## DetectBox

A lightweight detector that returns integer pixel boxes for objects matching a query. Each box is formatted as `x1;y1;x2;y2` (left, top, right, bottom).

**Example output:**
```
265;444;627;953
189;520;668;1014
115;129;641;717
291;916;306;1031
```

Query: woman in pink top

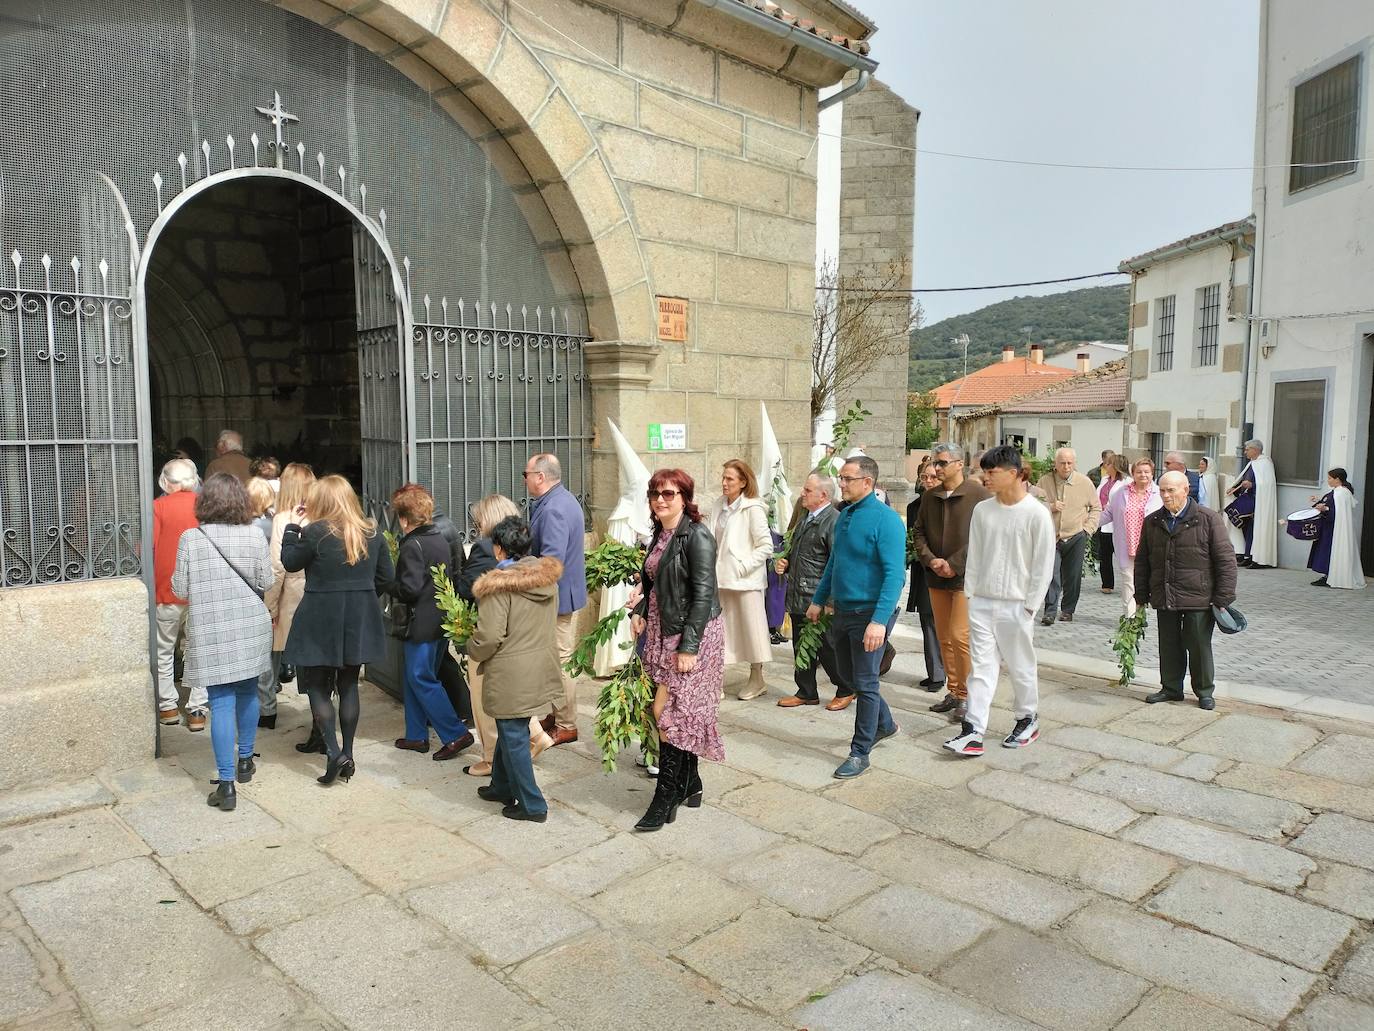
1094;455;1129;595
1099;457;1162;618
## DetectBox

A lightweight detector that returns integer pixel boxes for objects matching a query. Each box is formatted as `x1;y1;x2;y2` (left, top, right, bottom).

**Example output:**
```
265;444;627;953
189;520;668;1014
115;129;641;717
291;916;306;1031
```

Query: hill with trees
909;284;1129;392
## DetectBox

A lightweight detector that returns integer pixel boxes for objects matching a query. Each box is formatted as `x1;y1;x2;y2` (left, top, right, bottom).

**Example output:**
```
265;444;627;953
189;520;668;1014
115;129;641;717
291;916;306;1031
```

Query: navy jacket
529;483;587;615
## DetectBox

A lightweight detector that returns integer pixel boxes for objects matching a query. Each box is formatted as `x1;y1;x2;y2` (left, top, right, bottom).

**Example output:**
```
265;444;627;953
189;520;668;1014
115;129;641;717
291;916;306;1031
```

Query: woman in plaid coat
171;474;274;812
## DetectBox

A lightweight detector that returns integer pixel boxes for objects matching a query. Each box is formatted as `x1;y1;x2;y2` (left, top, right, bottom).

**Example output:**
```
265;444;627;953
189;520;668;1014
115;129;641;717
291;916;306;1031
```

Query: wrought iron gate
353;226;409;528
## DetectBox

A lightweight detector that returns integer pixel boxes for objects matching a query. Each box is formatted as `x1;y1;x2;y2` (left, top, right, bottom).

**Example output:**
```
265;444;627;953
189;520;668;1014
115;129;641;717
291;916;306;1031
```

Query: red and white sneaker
943;721;984;757
1003;715;1040;748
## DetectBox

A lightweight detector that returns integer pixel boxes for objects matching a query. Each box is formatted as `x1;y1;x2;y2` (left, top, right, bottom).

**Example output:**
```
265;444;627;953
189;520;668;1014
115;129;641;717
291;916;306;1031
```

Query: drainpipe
1236;235;1257;459
818;69;870;112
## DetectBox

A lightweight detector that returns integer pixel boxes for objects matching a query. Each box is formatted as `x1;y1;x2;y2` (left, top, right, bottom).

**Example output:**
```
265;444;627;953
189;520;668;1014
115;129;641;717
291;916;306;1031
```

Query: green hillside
909;284;1129;392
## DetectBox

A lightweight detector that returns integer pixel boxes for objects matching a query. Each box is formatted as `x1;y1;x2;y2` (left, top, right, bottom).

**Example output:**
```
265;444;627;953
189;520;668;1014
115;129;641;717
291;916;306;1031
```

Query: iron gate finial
254;90;299;168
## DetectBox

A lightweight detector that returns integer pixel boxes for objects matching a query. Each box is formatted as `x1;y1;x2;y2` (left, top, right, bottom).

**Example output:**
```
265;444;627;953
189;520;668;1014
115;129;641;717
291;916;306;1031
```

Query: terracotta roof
955;359;1128;420
1118;216;1255;272
727;0;873;55
931;357;1077;410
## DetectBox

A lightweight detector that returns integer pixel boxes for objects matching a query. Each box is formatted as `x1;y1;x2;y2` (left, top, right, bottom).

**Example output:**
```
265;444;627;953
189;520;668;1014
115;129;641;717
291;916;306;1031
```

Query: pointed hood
607;418;652;538
759;402;792;533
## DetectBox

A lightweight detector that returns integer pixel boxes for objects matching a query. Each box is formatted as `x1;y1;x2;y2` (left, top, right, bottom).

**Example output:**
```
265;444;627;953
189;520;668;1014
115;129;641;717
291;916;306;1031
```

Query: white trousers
1117;560;1137;618
965;596;1039;738
154;603;207;712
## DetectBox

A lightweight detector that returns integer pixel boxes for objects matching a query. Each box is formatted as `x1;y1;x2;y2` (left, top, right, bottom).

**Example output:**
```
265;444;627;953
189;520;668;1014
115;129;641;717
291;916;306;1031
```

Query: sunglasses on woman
647;489;680;500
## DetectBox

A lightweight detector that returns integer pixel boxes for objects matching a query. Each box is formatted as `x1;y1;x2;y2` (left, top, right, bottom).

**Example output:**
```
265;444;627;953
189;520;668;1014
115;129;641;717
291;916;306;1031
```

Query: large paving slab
1215;761;1374;822
255;893;532;1029
1175;712;1323;766
157;832;325;908
216;863;371;936
986;817;1176;901
1290;994;1374;1031
1290;732;1374;787
1144;866;1358;971
828;771;1027;848
635;803;784;865
0;928;58;1025
859;832;1090;929
0;778;114;828
1336;936;1374;1003
937;926;1150;1030
1114;988;1268;1031
967;768;1139;833
1034;688;1142;727
532;831;659;897
459;807;612;870
10;857;267;1025
724;840;886;919
827;883;997;971
1121;814;1318;889
1301;862;1374;920
1100;703;1219;745
320;818;488;892
715;779;900;855
718;730;845;789
1072;760;1310;838
674;904;871;1013
1064;901;1318;1024
114;790;283;856
793;970;1042;1031
1049;725;1188;767
1291;813;1374;870
591;859;756;949
0;807;149;888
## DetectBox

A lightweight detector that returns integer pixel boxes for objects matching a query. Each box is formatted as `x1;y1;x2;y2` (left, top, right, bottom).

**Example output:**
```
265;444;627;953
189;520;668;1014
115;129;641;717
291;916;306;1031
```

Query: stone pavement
4;653;1374;1030
1015;564;1374;707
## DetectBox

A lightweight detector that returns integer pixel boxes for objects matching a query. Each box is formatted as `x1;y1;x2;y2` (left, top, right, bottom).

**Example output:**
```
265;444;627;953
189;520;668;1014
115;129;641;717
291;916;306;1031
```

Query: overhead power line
817;271;1126;294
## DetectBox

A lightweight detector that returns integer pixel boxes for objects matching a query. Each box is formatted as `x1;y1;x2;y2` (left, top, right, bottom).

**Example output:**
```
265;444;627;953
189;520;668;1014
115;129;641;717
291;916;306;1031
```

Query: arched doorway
139;170;409;525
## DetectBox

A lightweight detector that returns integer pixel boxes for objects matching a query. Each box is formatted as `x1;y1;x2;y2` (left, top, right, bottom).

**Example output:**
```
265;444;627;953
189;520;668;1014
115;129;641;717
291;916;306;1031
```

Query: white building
1044;341;1127;371
1118;218;1254;484
1250;1;1374;571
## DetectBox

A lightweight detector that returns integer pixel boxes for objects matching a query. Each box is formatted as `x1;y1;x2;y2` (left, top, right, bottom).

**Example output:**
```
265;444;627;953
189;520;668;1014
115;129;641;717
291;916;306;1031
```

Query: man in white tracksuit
944;445;1057;756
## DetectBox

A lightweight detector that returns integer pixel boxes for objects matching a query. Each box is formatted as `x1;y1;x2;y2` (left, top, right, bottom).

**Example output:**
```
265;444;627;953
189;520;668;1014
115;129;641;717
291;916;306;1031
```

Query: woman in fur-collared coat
466;515;564;823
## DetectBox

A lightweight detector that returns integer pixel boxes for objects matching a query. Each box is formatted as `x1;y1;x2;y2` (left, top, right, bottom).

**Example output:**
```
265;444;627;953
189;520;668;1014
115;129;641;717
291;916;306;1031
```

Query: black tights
300;664;361;760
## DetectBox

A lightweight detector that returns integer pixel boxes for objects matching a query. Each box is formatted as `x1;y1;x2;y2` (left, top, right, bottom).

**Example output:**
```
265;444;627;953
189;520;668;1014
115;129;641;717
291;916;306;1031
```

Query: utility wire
817;271;1126;294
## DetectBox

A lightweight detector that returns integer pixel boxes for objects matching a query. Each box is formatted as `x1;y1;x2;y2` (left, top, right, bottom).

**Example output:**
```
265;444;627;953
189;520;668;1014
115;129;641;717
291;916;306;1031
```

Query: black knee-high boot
635;742;686;832
681;751;702;809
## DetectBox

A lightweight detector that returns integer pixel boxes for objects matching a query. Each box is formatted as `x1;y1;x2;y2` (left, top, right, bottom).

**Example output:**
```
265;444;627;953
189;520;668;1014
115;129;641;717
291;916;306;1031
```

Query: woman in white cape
1309;468;1366;590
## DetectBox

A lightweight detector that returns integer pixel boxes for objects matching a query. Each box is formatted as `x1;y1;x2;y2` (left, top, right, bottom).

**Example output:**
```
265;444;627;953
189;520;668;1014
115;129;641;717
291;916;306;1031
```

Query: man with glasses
912;443;991;723
775;471;853;710
806;456;906;779
526;453;587;746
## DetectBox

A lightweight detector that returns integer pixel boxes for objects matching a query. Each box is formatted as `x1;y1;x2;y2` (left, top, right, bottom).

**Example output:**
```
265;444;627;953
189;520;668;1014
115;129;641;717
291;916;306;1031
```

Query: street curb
890;621;1374;728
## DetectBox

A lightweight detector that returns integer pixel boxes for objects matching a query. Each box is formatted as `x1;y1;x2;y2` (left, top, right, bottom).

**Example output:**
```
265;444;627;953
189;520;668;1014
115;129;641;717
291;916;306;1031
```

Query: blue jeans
207;676;259;782
490;718;546;816
833;608;898;758
403;639;466;745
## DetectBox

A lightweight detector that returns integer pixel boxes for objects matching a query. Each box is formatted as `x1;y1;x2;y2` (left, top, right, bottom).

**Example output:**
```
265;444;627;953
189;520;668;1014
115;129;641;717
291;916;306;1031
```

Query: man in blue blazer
526;453;588;746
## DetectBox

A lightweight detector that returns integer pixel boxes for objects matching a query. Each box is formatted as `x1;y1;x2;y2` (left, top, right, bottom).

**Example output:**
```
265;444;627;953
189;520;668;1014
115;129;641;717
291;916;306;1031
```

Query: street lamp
954;333;970;379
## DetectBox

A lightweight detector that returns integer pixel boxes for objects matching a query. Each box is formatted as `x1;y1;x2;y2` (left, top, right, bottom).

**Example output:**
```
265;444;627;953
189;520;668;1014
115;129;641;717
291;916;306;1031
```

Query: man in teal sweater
807;455;907;778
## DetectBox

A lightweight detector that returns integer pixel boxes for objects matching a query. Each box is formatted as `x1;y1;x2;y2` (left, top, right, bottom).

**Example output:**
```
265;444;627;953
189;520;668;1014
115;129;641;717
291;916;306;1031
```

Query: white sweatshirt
963;494;1057;606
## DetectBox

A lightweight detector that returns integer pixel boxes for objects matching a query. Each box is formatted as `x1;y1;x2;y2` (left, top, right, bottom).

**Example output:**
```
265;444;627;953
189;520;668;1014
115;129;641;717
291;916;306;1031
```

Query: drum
1223;491;1255;528
1285;508;1322;541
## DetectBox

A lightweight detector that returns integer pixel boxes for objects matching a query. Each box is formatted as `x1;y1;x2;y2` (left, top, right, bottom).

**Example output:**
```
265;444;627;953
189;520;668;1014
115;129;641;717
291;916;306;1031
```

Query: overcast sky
837;0;1260;326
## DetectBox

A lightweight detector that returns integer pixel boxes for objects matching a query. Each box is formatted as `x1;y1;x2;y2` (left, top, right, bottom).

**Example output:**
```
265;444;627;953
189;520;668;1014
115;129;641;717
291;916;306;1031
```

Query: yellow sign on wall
657;296;688;342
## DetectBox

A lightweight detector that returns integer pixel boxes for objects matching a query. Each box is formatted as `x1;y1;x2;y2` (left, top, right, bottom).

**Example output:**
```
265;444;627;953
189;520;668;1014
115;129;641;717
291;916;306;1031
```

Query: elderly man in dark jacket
1134;471;1237;710
775;471;853;709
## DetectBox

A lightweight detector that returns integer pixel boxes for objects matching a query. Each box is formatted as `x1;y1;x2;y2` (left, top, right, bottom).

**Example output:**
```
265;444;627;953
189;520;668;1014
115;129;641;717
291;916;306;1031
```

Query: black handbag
387;598;412;640
277;660;295;684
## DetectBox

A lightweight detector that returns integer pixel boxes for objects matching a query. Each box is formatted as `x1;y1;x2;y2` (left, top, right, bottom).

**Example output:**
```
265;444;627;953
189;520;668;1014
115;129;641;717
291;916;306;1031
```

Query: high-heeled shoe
317;755;355;786
634;742;685;832
681;752;703;809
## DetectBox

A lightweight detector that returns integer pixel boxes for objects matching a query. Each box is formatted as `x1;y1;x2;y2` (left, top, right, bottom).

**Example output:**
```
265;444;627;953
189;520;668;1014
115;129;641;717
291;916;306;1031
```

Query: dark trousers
1095;530;1115;590
789;610;853;700
490;717;546;816
437;648;473;724
1043;531;1088;617
402;639;466;744
833;609;898;758
1241;520;1254;558
918;610;945;684
1156;609;1216;699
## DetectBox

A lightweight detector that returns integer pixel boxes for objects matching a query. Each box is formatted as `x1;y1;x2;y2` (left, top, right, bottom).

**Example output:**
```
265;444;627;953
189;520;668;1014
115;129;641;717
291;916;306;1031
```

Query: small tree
906;390;939;451
813;258;923;430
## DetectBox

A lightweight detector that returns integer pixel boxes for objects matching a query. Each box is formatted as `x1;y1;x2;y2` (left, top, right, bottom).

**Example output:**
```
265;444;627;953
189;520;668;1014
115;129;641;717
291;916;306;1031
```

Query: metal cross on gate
254;90;299;167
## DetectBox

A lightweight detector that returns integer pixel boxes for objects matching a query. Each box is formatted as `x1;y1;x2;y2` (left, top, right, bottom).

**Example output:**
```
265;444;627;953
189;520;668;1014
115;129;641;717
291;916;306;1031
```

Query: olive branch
1113;610;1148;686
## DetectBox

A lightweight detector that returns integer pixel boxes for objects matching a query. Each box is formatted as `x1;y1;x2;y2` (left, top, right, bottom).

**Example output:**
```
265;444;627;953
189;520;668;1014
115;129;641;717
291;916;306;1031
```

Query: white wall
1126;240;1248;471
1002;414;1124;466
1044;342;1128;370
1251;1;1374;568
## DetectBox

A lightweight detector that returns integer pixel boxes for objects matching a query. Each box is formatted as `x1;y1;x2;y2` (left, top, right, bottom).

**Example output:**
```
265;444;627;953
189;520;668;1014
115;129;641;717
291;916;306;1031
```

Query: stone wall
835;77;917;502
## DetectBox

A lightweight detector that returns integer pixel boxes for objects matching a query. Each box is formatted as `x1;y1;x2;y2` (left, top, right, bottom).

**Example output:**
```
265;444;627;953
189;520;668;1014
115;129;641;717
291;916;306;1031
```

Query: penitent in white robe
1328;485;1367;590
1246;455;1279;567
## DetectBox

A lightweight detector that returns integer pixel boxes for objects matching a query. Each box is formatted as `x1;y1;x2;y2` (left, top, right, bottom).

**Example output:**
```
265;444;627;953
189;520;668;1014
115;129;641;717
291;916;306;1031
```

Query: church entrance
145;175;405;524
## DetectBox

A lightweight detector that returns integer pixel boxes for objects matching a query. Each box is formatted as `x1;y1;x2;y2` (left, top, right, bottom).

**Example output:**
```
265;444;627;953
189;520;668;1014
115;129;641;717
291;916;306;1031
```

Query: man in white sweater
945;445;1057;757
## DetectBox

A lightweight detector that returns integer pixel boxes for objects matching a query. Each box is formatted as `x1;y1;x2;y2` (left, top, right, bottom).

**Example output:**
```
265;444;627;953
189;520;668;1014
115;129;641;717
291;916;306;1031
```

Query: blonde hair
469;493;521;537
306;475;376;565
277;463;316;514
246;477;275;518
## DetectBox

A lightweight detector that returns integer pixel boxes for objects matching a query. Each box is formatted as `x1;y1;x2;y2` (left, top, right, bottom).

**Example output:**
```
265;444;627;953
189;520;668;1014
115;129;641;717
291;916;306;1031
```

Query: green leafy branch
563;608;657;773
432;563;477;650
820;400;872;475
1113;610;1148;686
906;524;918;566
793;612;833;670
383;529;399;565
585;538;645;592
564;609;631;679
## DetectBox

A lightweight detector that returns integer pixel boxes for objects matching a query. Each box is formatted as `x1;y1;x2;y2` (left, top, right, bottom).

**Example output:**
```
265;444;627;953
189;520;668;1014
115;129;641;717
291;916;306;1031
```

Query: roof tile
930;357;1077;409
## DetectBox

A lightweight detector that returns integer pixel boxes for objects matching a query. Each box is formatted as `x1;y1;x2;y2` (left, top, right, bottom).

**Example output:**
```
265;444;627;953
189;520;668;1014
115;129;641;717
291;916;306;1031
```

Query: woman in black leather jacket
629;468;724;832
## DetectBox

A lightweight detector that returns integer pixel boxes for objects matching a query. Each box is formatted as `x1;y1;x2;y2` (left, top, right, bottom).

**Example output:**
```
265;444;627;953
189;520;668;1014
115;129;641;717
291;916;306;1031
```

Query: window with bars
1195;284;1220;366
1290;56;1362;193
1155;295;1176;372
1148;433;1166;473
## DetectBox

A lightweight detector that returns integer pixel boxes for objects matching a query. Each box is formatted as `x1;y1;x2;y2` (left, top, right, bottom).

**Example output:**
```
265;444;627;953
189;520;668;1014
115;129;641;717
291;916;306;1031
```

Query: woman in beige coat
707;459;775;700
467;516;564;823
264;463;314;736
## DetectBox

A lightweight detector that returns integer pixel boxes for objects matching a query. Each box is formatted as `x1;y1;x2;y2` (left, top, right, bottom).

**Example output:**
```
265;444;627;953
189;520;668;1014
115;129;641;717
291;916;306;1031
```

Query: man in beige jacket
1036;447;1101;625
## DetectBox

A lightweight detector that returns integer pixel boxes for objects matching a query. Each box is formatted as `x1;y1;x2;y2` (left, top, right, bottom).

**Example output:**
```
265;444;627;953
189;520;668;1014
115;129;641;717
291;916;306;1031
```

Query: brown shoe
539;714;556;737
1059;611;1074;623
394;738;430;753
186;712;206;732
158;708;181;726
825;695;855;711
549;727;579;747
433;732;475;761
778;695;819;708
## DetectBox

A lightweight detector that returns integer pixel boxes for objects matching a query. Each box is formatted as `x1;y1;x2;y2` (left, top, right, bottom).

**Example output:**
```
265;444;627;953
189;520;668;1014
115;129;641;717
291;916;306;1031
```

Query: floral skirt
642;605;725;762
